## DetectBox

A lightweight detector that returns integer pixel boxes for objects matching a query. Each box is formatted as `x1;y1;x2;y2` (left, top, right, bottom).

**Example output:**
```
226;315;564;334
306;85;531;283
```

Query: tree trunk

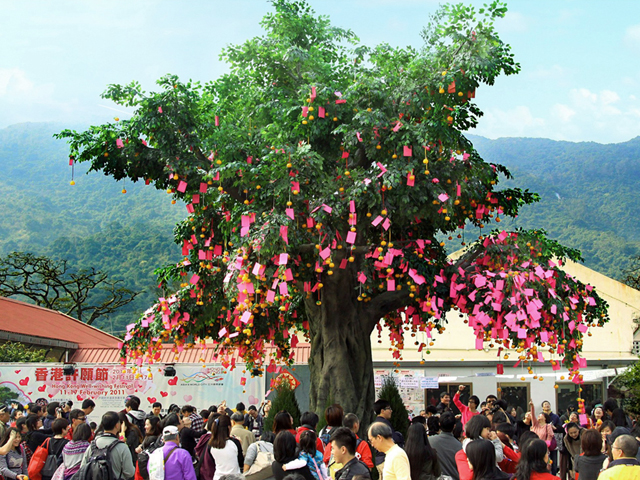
305;266;377;435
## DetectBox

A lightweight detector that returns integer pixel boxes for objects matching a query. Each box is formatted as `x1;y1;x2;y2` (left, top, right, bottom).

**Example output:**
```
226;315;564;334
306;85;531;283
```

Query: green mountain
469;135;640;278
1;123;638;335
0;122;184;335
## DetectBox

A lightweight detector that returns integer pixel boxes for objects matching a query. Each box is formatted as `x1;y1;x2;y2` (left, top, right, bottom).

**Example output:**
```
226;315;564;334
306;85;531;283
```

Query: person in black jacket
331;427;371;480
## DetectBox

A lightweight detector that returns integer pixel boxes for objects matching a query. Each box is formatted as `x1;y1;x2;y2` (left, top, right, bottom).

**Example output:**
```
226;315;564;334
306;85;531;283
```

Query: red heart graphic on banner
38;385;46;392
160;391;168;397
168;377;178;386
147;397;157;404
19;377;29;386
48;394;54;398
77;395;84;401
14;370;21;374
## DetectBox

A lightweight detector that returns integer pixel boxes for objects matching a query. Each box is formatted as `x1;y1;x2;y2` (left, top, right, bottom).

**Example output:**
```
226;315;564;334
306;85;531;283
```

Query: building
368;258;640;415
0;296;121;361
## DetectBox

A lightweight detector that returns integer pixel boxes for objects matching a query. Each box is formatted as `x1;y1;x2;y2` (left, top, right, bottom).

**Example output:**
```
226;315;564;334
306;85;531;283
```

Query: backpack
137;437;164;480
194;432;215;480
318;427;331;447
70;438;122;480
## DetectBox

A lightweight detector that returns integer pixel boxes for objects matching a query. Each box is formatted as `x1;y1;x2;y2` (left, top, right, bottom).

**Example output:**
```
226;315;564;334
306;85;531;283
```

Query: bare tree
0;252;138;325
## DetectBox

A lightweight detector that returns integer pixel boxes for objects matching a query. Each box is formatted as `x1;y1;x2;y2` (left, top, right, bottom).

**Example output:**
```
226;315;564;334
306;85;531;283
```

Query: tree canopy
56;0;609;405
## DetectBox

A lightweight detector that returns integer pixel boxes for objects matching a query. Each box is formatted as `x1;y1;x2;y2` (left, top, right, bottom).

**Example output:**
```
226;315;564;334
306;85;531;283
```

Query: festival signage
0;363;264;420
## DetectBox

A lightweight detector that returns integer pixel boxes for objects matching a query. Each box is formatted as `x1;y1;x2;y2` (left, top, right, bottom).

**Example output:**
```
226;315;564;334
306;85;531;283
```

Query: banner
0;363;264;421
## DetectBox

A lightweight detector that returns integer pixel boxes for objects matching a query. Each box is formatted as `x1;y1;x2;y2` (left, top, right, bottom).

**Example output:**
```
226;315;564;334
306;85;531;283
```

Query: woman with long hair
405;423;441;480
597;420;615;454
0;427;28;480
466;440;508;480
573;429;607;480
23;413;48;454
61;423;92;480
561;423;582;480
455;415;506;480
514;438;558;480
273;411;296;436
136;415;163;453
208;413;244;480
609;408;627;428
529;402;555;446
118;411;143;464
272;431;314;480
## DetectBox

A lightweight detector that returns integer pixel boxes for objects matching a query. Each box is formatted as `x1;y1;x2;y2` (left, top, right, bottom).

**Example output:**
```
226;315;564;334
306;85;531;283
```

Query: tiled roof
70;342;312;365
0;297;121;348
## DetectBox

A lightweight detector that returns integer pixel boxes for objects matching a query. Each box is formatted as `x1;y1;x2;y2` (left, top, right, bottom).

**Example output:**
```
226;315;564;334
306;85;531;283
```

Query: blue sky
1;0;639;143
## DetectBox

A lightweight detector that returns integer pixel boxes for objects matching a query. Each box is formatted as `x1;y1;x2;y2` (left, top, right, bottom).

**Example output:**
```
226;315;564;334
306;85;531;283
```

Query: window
633;340;640;356
556;382;604;415
498;383;530;414
425;383;472;416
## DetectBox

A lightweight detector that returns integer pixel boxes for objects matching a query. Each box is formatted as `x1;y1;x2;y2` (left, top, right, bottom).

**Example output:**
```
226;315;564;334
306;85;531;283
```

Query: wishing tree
57;0;609;424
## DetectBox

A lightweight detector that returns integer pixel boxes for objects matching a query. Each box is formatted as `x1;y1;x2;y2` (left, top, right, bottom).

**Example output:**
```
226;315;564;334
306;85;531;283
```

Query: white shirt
210;439;241;480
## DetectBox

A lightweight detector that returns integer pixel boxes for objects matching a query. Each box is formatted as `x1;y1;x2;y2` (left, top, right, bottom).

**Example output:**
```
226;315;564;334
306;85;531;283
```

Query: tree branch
363;289;411;331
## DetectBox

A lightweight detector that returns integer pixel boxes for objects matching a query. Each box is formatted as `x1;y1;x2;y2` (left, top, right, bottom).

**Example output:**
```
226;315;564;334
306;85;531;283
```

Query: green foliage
0;386;20;404
264;381;301;432
54;0;537;370
0;122;182;335
467;134;640;280
0;341;50;363
615;359;640;415
376;376;410;438
48;1;612;393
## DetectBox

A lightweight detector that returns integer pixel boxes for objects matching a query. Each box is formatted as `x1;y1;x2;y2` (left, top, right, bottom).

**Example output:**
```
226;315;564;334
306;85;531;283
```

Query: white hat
162;425;179;437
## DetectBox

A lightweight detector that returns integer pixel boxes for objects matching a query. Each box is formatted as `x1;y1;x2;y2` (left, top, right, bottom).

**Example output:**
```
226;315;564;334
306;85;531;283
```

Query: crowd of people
0;389;638;480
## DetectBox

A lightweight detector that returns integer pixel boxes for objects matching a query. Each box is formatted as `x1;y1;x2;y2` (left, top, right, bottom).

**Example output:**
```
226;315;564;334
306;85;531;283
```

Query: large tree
0;251;138;326
56;1;609;426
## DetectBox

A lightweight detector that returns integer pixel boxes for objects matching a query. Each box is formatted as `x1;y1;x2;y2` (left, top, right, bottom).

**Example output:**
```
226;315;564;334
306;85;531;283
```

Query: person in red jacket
514;438;559;480
323;413;373;469
495;423;520;475
453;385;480;428
296;412;324;453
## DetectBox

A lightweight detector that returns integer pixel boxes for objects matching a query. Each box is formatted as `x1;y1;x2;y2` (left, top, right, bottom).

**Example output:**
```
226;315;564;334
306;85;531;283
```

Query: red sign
274;369;300;390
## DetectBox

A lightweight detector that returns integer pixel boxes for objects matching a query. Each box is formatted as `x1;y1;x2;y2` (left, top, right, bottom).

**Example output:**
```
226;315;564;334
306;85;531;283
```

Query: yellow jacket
597;458;640;480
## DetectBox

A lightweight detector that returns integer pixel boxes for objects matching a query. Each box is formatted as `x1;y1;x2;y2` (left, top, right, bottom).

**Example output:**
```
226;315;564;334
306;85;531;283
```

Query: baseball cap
163;425;179;437
0;405;8;414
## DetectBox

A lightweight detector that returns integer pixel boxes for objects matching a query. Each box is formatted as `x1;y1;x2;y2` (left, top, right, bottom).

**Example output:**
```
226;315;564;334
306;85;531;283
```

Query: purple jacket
162;442;197;480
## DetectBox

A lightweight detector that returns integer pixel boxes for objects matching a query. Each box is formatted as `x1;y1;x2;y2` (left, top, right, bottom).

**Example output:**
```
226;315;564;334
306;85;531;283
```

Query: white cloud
473;87;640;143
473;105;545;139
0;68;76;127
0;68;35;97
551;104;576;123
624;24;640;50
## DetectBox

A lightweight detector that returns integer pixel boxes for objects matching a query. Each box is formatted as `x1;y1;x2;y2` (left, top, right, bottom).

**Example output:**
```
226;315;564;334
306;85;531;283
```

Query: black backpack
70;439;122;480
137;436;164;480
